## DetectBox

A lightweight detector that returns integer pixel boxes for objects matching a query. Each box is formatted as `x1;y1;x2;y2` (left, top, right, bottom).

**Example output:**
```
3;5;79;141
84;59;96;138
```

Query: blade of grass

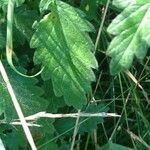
6;0;44;78
70;109;81;150
0;60;37;150
126;129;150;150
94;0;110;54
109;90;130;141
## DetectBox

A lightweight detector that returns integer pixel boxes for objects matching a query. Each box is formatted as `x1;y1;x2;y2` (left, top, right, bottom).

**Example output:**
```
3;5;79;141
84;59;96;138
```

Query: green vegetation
0;0;149;149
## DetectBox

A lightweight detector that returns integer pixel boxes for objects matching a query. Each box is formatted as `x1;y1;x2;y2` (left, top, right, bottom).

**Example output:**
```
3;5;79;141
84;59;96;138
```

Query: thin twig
76;134;81;150
70;110;81;150
94;0;110;54
14;111;120;121
109;92;131;141
125;70;149;103
93;71;103;96
93;129;98;150
10;112;120;131
10;122;41;127
0;60;37;150
84;134;90;150
126;129;150;150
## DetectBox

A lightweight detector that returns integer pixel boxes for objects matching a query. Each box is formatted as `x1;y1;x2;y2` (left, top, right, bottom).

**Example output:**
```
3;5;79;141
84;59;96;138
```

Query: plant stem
94;0;110;54
84;134;90;150
70;110;81;150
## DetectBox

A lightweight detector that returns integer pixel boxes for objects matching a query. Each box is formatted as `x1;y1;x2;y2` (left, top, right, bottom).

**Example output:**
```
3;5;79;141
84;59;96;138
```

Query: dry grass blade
125;70;149;103
0;60;37;150
70;110;81;150
126;129;150;150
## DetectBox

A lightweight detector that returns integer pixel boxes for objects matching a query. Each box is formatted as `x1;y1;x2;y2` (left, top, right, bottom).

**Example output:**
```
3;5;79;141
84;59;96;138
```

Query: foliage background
0;0;150;149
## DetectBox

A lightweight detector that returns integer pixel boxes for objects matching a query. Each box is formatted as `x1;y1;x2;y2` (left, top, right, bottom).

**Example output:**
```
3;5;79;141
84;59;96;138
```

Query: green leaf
112;0;136;9
43;80;66;113
36;135;58;150
0;30;5;50
1;125;28;150
14;5;38;41
30;0;98;108
0;63;48;121
0;22;26;50
30;118;55;149
2;132;20;150
39;0;52;12
15;0;25;6
80;0;97;20
0;19;25;50
101;142;133;150
107;1;150;75
32;118;55;137
137;0;150;5
0;0;8;8
79;103;109;133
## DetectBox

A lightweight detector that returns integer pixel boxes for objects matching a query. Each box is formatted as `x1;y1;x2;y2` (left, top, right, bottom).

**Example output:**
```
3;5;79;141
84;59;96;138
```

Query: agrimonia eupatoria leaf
107;1;150;75
0;63;48;121
43;80;66;113
112;0;136;9
0;31;5;50
101;142;133;150
30;0;98;109
14;6;38;42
